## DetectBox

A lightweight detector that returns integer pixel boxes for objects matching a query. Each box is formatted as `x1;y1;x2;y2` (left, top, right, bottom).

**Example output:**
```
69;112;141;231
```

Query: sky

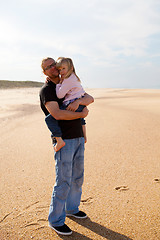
0;0;160;88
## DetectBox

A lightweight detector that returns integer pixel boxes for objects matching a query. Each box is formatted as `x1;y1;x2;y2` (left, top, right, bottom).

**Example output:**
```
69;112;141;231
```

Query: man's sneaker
49;223;72;235
66;211;87;219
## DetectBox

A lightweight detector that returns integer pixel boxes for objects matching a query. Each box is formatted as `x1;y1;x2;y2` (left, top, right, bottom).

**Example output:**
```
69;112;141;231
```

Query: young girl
45;57;87;152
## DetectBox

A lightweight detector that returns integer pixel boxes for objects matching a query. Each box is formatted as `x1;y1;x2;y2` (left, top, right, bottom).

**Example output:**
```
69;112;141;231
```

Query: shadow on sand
57;217;133;240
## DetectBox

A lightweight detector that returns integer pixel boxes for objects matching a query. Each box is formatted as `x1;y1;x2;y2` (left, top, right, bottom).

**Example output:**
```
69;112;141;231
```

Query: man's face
43;59;59;78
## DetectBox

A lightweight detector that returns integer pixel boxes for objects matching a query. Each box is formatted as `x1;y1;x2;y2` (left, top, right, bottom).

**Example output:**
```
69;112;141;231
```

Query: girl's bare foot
54;138;66;152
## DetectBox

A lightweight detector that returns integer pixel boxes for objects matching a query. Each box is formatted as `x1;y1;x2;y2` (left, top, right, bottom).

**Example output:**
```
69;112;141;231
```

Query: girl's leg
82;125;87;143
45;114;65;151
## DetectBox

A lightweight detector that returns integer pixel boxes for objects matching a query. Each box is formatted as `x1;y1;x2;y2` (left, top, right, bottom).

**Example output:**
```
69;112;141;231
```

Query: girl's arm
66;93;94;111
56;78;73;99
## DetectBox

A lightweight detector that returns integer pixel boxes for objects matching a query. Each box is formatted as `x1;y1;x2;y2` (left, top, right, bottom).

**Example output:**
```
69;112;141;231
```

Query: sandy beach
0;87;160;240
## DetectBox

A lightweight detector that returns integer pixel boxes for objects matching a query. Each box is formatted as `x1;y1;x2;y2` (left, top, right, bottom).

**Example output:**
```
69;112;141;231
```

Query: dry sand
0;88;160;240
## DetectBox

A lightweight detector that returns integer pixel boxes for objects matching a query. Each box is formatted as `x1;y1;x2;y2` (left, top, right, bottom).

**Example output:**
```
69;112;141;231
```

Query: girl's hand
66;99;80;111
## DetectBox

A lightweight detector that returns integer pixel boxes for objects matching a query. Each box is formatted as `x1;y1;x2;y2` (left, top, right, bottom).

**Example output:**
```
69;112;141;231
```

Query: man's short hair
41;57;55;71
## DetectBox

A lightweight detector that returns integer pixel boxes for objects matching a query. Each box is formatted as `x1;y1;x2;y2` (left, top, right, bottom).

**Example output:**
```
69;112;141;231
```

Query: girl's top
56;73;85;104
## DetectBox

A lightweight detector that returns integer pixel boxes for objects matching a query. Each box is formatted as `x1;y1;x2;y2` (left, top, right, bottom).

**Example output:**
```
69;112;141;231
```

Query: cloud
0;0;160;87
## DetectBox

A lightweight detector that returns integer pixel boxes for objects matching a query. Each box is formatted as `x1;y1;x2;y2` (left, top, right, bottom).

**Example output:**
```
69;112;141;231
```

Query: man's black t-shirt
39;81;84;139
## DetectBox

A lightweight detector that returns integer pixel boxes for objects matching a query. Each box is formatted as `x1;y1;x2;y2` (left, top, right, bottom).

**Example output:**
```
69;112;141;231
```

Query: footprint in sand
81;197;93;204
115;186;129;191
154;178;160;183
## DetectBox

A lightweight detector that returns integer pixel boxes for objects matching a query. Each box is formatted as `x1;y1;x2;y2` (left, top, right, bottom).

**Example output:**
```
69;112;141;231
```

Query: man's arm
78;93;94;105
45;101;88;120
66;93;94;111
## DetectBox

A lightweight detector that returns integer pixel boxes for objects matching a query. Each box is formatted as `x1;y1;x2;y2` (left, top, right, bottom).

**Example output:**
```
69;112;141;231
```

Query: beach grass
0;80;43;89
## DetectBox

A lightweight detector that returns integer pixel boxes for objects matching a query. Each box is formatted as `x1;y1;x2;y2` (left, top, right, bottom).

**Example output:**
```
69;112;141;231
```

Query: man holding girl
39;57;94;235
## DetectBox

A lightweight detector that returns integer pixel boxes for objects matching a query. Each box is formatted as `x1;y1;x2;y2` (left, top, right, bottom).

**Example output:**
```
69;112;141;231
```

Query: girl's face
59;63;69;79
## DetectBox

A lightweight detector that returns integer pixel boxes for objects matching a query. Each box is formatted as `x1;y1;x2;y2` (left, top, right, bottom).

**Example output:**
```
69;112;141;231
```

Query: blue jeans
48;137;85;227
45;105;85;137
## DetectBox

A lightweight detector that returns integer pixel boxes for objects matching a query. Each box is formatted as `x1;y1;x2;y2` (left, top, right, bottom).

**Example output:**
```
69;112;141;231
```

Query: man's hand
59;77;64;84
66;99;81;111
81;107;89;118
45;77;51;83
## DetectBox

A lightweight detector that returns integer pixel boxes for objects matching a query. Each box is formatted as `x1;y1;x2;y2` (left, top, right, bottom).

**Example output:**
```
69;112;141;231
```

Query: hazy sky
0;0;160;88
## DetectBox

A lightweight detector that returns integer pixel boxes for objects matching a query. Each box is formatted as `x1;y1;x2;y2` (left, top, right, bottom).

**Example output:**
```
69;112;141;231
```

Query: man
39;57;94;235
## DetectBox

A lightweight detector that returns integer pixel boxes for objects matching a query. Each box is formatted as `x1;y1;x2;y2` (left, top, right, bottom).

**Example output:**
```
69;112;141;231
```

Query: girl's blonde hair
56;57;80;82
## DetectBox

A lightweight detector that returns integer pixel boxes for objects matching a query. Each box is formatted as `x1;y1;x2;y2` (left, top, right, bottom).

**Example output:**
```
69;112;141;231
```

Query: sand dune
0;88;160;240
